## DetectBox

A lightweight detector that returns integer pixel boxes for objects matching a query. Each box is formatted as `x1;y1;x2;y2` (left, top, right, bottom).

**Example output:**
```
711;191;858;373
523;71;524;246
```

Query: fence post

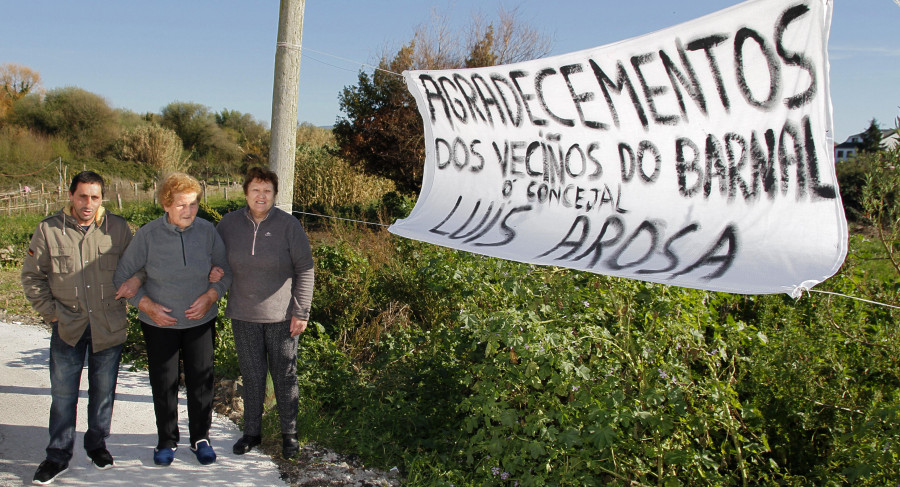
117;193;122;210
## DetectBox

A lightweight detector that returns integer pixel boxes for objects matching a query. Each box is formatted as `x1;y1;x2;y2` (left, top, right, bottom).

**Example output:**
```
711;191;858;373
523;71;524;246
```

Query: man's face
69;182;103;225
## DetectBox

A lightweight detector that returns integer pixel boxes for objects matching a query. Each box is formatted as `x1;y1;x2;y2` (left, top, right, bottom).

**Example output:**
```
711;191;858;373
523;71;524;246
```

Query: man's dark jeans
46;323;122;464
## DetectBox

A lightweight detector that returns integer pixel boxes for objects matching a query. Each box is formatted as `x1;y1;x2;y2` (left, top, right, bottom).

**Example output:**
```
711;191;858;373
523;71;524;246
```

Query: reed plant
293;144;396;209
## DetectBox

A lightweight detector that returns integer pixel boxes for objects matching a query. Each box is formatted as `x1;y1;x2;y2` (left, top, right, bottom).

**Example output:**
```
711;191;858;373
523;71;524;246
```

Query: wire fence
1;180;241;217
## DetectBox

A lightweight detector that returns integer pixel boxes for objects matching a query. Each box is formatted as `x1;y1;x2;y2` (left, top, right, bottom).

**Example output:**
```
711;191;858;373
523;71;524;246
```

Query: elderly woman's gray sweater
114;214;232;329
216;206;314;323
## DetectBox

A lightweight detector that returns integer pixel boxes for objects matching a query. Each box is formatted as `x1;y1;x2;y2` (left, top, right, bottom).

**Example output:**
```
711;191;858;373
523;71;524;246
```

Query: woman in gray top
216;167;314;459
114;172;232;467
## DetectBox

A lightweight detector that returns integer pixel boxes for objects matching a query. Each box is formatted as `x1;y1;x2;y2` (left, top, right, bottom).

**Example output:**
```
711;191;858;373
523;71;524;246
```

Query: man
21;171;138;485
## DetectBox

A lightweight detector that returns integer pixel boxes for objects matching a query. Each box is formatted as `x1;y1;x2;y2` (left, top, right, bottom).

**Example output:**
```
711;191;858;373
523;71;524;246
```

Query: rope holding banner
806;289;900;310
292;210;389;228
291;211;897;312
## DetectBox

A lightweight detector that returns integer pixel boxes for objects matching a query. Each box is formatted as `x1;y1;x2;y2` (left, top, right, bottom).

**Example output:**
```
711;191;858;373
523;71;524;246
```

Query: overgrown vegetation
1;145;898;485
289;147;900;486
288;227;899;485
293;128;396;209
0;62;271;187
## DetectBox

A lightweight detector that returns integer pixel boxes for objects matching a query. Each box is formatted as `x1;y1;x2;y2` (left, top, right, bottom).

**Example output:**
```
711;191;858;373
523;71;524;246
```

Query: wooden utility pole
270;0;305;212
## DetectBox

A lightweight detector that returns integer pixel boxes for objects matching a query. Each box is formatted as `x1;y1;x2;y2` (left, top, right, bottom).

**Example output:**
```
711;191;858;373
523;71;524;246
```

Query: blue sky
1;0;897;142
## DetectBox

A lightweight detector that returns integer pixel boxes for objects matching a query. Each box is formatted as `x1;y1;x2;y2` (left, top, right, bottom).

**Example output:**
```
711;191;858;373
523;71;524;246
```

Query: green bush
310;242;376;339
0;212;43;265
293;144;396;209
295;228;900;485
7;176;897;485
836;155;875;222
118;201;163;228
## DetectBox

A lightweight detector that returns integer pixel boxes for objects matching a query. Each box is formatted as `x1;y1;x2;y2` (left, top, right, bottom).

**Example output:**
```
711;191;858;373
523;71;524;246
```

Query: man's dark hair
69;171;106;196
242;166;279;195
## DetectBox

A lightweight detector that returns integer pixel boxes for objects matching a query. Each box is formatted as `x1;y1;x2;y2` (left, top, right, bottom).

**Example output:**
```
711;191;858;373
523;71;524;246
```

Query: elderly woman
114;172;231;467
216;167;314;459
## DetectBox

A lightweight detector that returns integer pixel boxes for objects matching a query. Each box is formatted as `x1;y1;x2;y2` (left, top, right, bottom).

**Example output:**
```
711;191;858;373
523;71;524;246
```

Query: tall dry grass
0;126;70;184
293;125;396;208
116;123;189;174
294;148;395;208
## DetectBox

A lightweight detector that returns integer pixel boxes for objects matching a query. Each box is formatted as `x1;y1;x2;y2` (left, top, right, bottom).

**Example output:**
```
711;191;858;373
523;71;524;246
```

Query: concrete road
0;320;286;486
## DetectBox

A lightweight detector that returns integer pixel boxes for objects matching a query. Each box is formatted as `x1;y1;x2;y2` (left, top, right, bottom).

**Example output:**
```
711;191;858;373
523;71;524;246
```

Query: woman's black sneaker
232;435;262;455
282;434;300;459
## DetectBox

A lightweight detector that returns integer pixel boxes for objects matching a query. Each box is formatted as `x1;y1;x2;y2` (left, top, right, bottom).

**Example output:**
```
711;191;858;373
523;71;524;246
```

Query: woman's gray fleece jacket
114;214;232;329
215;206;314;323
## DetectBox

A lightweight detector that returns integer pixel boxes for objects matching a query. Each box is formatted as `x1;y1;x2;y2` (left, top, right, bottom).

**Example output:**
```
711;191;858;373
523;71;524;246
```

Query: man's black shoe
87;448;114;470
282;434;300;459
32;460;68;485
233;435;262;455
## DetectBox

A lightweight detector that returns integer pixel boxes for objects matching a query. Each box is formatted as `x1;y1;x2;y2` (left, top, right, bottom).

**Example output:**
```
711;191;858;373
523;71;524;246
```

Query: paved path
0;320;287;486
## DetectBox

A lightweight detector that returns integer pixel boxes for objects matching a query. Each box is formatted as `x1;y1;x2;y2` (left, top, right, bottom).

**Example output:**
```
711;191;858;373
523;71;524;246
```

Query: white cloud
829;46;900;60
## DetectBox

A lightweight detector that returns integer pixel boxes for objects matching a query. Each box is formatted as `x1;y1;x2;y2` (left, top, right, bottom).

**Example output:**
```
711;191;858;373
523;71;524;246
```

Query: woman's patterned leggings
231;319;300;436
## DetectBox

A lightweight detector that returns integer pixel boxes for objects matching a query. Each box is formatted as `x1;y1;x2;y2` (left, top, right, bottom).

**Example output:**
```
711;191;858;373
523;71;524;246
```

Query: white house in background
834;128;900;162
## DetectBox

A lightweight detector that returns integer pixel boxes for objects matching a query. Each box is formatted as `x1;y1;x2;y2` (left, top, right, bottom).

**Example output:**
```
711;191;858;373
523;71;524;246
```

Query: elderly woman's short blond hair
157;172;202;207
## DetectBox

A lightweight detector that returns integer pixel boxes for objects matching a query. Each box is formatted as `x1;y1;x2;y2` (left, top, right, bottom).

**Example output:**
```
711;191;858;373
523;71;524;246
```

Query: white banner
389;0;846;296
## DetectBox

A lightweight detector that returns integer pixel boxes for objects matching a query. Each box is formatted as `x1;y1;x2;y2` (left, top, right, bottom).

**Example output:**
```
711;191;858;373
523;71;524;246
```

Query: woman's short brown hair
158;172;202;207
242;166;278;195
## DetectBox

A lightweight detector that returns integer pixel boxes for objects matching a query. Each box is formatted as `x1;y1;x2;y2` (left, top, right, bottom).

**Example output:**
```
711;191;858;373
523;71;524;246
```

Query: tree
465;6;551;67
160;102;218;153
334;44;424;193
11;86;119;158
0;63;42;122
215;109;270;168
117;123;187;174
47;87;119;158
334;7;550;194
859;118;883;154
160;101;242;177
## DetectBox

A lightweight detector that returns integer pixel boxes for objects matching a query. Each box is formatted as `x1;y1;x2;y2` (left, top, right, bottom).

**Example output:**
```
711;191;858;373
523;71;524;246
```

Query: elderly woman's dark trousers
141;319;215;449
231;319;299;437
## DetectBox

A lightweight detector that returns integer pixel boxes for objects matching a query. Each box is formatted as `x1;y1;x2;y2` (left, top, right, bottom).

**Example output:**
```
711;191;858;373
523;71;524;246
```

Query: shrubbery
297;236;899;485
286;147;900;485
104;180;900;485
4;144;897;485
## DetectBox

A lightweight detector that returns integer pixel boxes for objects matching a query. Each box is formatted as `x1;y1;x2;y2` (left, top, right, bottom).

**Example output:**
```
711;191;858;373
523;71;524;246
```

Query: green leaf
500;409;519;427
590;426;618;449
559;428;581;447
575;365;591;380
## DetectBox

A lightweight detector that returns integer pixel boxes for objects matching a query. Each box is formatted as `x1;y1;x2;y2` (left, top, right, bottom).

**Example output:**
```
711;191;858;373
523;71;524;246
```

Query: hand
290;316;308;337
114;275;141;300
138;296;176;327
208;266;224;283
185;289;218;320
